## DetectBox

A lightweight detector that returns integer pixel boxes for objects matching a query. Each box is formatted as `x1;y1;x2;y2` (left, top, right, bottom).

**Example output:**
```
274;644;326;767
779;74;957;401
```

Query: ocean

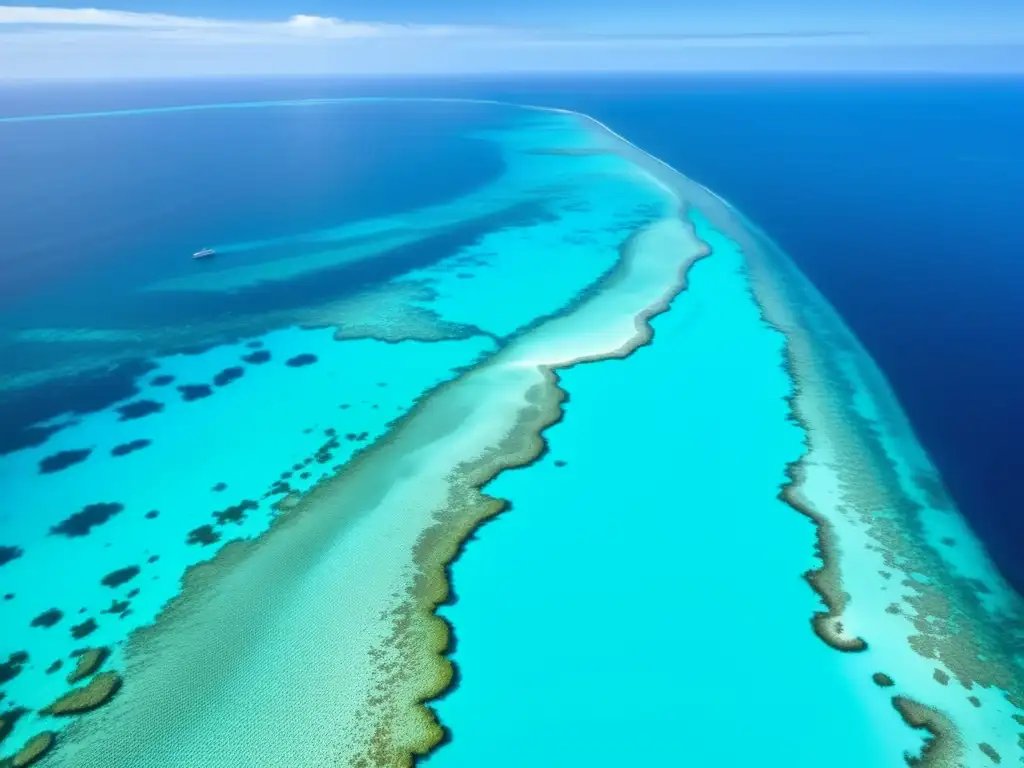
0;77;1020;767
5;74;1019;592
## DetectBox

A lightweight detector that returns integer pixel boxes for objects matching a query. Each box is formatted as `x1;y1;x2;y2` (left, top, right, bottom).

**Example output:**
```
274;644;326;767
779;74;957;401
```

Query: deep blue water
1;75;1021;593
0;99;506;313
0;98;528;453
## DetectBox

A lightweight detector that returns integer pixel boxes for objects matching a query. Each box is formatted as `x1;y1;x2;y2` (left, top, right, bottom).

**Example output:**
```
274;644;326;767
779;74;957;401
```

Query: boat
192;247;215;260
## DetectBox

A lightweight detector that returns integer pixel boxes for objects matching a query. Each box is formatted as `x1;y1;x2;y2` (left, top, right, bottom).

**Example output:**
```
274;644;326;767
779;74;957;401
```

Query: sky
1;1;1023;78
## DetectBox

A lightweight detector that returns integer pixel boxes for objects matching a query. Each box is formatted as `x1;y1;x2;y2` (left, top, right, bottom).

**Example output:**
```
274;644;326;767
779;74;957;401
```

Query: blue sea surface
6;75;1018;590
517;77;1024;593
0;100;503;308
0;94;699;763
0;79;1020;767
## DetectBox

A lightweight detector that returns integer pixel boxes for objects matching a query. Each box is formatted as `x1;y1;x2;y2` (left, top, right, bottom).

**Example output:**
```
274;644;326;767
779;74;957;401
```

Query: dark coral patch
110;439;151;457
186;525;220;546
30;609;63;629
100;566;140;588
872;672;895;688
101;600;129;617
553;460;567;467
144;510;160;520
116;400;163;421
67;647;110;684
212;482;227;492
6;731;56;767
39;448;92;474
313;437;340;464
42;671;121;716
267;481;292;497
3;593;13;601
150;374;175;387
213;367;244;387
213;499;257;526
0;357;156;457
45;660;63;675
70;619;98;639
178;384;212;402
242;350;271;365
285;353;317;368
979;743;1001;763
245;340;263;349
0;652;28;684
50;502;124;538
0;707;28;744
147;555;159;564
0;546;22;567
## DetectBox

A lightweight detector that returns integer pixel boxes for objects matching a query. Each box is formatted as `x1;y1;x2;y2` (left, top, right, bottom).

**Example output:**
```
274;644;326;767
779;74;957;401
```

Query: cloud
0;4;1021;78
0;6;209;27
0;5;479;41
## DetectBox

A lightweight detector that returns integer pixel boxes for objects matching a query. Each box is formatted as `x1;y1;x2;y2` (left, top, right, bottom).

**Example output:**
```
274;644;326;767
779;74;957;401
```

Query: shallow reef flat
0;100;686;764
23;215;703;768
739;233;1024;765
624;162;1024;761
0;99;1020;767
0;326;494;757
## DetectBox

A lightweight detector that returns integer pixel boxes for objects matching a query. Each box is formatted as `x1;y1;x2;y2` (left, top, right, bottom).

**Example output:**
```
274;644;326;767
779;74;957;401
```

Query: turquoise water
0;99;678;763
428;220;913;767
0;328;492;726
0;97;1020;767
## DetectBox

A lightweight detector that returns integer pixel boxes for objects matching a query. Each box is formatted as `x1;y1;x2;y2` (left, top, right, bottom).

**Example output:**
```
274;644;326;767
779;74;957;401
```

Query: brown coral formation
892;695;964;767
782;471;867;653
3;731;56;768
978;743;1001;764
872;672;895;688
66;648;110;685
41;672;121;716
706;177;1024;763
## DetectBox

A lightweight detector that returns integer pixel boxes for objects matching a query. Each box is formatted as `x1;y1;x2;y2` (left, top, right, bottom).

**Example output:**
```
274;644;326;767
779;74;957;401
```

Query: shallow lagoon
0;98;1020;767
429;221;914;766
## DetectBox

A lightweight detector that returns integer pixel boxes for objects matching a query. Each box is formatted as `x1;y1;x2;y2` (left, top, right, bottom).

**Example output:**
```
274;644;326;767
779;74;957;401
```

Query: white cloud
0;6;208;26
0;5;478;41
0;4;1021;78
